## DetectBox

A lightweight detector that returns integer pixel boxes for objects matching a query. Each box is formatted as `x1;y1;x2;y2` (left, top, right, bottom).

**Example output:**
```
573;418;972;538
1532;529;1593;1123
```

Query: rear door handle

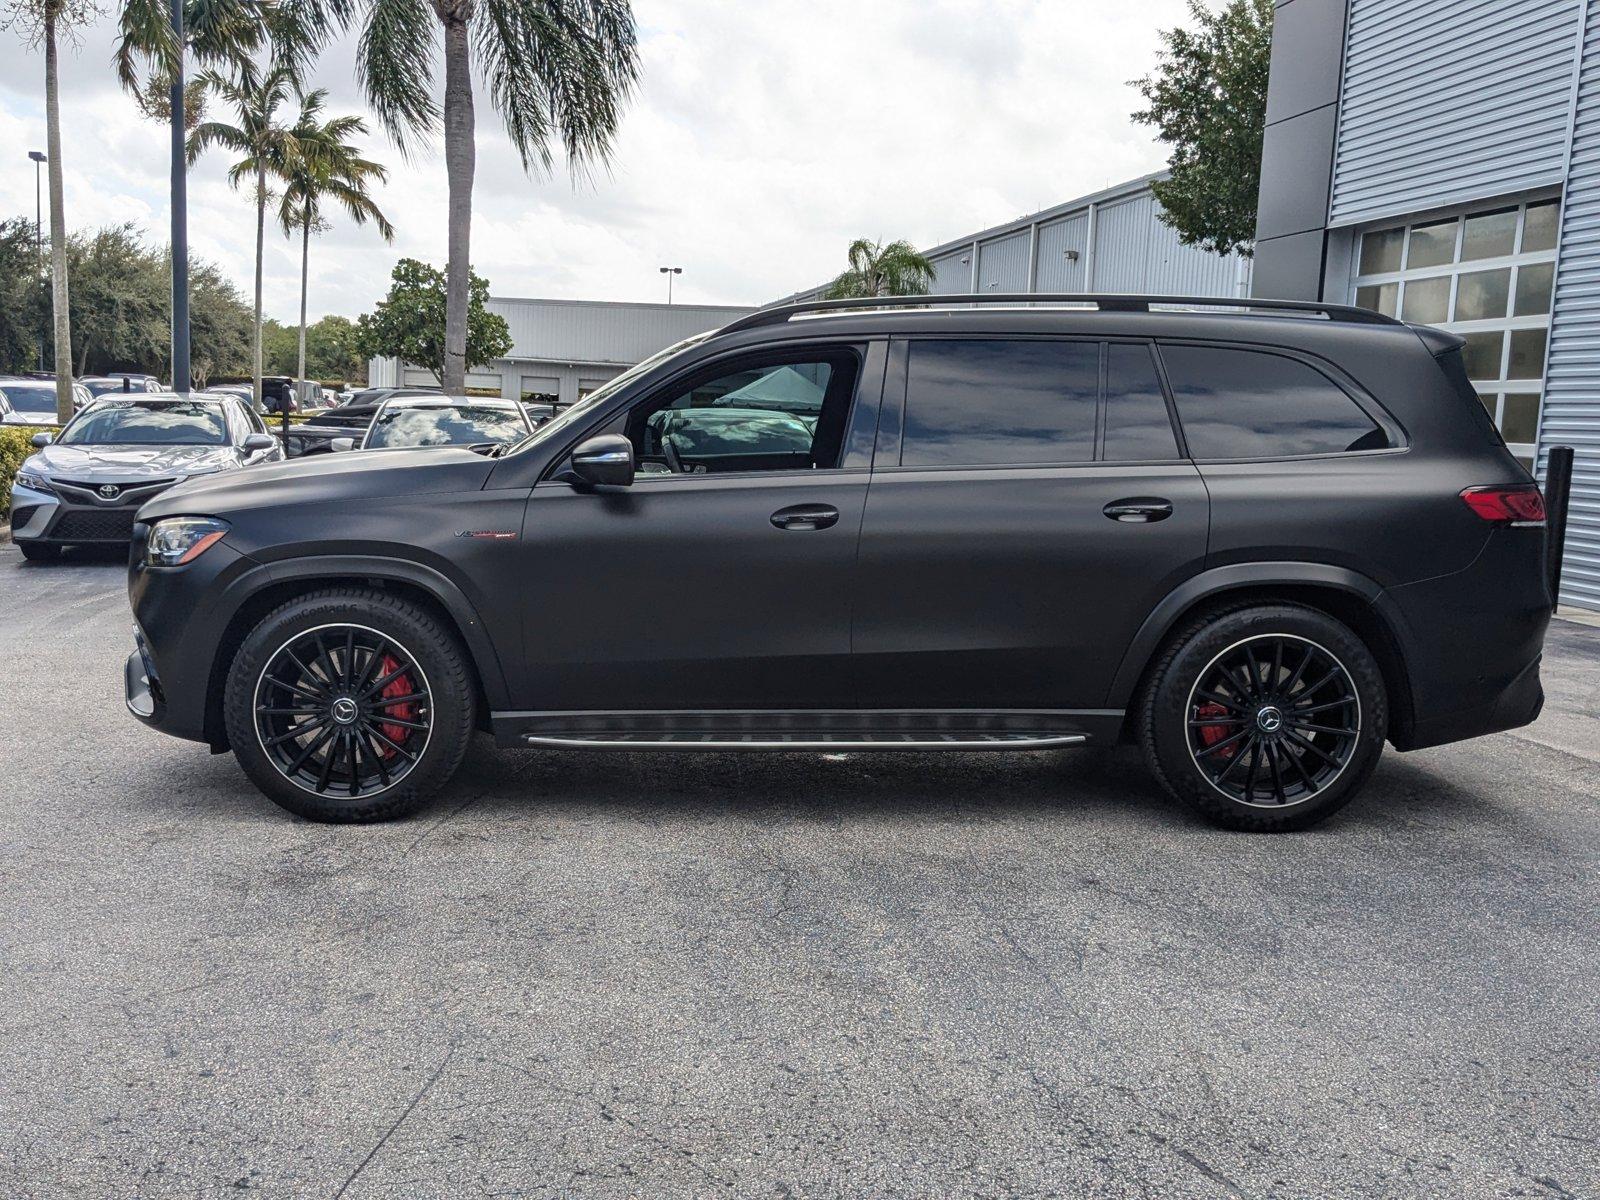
771;503;840;531
1103;497;1174;523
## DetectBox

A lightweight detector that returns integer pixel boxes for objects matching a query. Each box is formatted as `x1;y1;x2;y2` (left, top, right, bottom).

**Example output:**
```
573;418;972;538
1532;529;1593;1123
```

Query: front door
513;344;879;713
852;337;1210;710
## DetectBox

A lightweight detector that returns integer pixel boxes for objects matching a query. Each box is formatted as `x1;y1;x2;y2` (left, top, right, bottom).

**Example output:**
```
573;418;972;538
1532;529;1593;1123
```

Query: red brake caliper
377;654;416;757
1194;701;1239;758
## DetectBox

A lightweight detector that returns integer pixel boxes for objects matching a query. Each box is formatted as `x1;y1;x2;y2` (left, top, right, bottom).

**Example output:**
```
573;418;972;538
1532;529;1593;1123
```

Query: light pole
659;265;682;305
28;151;45;372
168;0;190;393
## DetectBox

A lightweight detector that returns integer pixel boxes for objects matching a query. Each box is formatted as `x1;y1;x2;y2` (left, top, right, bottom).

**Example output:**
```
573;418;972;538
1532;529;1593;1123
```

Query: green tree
64;223;168;374
1131;0;1273;257
348;0;638;391
277;89;392;382
0;219;43;374
184;253;254;386
301;314;366;383
355;258;510;387
825;238;937;299
4;0;101;421
187;58;300;406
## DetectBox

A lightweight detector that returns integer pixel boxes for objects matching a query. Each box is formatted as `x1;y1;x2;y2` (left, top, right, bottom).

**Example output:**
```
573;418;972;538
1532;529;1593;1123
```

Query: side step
520;731;1087;751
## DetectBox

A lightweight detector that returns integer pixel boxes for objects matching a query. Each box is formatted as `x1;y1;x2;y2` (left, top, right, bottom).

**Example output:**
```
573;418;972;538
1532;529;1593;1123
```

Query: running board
519;731;1088;751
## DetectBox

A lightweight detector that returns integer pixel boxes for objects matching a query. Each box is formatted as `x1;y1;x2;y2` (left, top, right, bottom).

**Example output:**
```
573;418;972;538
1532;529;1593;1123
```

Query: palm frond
356;0;440;156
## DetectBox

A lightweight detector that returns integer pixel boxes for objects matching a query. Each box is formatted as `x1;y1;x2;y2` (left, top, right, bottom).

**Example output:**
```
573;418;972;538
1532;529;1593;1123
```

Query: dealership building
1252;0;1599;611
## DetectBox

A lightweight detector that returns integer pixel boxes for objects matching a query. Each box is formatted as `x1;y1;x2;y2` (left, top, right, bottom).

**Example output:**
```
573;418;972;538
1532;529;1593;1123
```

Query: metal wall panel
1034;214;1088;291
1091;195;1156;292
976;230;1030;292
489;298;756;365
929;250;972;294
1330;0;1581;227
1538;0;1600;612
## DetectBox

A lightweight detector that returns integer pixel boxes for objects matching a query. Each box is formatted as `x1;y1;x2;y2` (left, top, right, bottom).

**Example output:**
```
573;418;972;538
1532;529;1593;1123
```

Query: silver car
10;394;283;562
0;377;92;424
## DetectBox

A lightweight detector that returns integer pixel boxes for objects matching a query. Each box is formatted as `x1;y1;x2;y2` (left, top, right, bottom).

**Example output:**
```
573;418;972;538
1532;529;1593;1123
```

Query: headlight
15;469;52;493
147;516;230;566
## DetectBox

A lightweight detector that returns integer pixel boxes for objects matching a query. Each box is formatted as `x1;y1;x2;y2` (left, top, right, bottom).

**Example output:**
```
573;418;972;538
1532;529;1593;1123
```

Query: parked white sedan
0;378;91;425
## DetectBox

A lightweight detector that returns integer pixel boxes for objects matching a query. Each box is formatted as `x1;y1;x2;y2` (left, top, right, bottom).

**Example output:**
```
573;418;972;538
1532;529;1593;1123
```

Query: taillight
1459;484;1546;526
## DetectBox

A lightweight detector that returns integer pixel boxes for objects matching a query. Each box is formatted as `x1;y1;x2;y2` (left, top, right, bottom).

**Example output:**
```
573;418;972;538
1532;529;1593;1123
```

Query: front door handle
1103;497;1174;523
771;503;840;531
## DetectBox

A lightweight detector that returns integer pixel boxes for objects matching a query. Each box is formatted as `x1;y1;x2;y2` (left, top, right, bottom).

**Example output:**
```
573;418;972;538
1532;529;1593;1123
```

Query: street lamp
659;265;682;305
28;151;45;372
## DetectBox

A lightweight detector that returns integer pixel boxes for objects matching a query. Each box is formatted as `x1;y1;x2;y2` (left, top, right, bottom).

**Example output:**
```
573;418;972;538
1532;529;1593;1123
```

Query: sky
0;0;1192;324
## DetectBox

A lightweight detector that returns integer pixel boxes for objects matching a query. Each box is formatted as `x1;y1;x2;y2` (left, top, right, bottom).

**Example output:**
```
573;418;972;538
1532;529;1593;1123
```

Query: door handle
771;503;840;531
1103;497;1174;523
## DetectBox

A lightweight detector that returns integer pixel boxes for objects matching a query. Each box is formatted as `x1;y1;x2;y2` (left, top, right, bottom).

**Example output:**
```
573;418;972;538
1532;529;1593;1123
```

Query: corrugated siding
489;299;754;364
1330;0;1581;228
1539;1;1600;612
929;250;971;294
976;231;1030;291
1092;195;1156;292
1145;213;1247;296
1035;214;1088;291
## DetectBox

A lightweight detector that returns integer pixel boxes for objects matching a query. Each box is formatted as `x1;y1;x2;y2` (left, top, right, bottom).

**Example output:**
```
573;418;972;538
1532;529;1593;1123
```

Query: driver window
627;351;858;476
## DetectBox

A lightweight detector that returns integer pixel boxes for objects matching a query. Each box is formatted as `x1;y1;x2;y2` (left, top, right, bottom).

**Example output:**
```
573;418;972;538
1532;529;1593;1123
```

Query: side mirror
330;437;356;453
242;432;276;452
30;432;53;448
569;434;635;488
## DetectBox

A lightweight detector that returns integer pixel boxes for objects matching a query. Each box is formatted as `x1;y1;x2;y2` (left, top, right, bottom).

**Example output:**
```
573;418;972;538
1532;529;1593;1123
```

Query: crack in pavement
332;1042;457;1199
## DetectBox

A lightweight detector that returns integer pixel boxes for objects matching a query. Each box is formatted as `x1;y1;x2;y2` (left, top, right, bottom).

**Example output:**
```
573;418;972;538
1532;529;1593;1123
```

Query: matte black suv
124;294;1551;831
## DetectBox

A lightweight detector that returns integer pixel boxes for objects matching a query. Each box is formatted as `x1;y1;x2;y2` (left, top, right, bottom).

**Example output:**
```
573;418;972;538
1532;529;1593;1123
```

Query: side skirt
490;708;1126;750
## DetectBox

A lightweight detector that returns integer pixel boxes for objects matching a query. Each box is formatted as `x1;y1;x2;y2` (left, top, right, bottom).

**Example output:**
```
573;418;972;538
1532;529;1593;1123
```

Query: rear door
851;337;1210;710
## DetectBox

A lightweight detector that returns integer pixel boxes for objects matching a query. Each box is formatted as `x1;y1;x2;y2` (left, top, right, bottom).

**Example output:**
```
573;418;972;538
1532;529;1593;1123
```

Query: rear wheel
1139;604;1388;831
17;541;59;562
223;588;476;822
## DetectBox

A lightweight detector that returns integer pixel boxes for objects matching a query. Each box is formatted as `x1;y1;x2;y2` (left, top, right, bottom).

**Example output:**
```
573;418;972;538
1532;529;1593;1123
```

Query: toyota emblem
98;484;120;500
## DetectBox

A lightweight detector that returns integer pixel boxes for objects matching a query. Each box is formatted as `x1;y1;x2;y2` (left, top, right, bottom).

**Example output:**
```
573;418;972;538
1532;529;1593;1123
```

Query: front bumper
125;627;162;723
11;477;181;545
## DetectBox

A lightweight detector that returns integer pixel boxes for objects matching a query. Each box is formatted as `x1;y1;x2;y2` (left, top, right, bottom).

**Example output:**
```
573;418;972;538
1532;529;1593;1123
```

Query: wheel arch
1109;563;1416;747
201;557;510;751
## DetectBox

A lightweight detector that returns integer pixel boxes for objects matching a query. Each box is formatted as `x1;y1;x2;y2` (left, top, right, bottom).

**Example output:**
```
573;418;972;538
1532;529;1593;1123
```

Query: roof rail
716;292;1403;336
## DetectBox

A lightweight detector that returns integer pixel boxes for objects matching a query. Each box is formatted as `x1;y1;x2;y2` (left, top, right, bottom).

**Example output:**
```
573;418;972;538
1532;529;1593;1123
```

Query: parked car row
1;376;92;424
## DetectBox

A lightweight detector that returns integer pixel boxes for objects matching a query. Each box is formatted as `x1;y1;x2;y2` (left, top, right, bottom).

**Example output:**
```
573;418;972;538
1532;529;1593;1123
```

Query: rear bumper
1384;529;1550;751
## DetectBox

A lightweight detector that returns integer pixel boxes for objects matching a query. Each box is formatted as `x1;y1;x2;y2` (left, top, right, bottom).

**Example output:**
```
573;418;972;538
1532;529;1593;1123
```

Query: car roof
380;395;517;409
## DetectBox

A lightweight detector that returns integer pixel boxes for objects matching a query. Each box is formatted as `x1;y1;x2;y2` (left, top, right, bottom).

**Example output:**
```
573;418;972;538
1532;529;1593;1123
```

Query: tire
1138;603;1388;832
17;540;59;562
223;587;477;822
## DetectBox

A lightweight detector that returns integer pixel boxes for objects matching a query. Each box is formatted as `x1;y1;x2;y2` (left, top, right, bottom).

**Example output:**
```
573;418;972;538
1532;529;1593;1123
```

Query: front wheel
1138;604;1388;832
223;588;477;822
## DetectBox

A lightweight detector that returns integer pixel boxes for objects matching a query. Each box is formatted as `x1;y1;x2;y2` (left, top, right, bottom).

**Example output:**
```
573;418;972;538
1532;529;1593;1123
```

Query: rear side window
1160;345;1389;459
902;339;1098;466
1104;343;1180;460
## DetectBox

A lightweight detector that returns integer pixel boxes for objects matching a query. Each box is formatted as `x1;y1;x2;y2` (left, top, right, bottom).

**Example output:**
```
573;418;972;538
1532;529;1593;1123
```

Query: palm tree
6;0;97;422
187;59;298;407
276;91;393;382
348;0;639;391
825;239;938;300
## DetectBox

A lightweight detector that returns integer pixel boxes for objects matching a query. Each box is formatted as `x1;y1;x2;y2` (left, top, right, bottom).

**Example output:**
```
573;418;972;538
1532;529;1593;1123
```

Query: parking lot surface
2;544;1598;1199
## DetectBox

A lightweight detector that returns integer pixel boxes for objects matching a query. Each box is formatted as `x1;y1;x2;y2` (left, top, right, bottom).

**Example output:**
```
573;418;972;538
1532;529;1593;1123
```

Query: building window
1351;195;1559;468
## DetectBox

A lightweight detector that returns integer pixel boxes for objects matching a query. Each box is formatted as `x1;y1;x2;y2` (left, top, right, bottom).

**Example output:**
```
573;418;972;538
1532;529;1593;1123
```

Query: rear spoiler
1408;323;1466;356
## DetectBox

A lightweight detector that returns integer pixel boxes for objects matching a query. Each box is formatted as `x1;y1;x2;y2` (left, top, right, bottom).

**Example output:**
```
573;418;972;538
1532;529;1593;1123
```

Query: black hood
138;446;497;522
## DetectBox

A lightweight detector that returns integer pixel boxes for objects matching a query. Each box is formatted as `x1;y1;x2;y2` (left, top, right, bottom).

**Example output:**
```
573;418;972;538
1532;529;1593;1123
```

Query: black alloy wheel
1184;634;1361;808
253;623;434;799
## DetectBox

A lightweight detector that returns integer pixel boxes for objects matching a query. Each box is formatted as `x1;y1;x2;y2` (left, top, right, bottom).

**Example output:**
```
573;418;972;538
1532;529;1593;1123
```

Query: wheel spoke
1195;689;1249;713
1241;740;1262;801
1270;639;1285;691
374;715;429;731
373;691;428;708
1265;742;1287;804
1283;729;1344;770
1294;698;1354;717
364;723;418;762
1282;645;1316;695
342;628;357;689
1295;666;1343;701
315;729;341;793
257;705;318;717
266;674;324;703
361;664;412;700
1195;726;1251;759
264;716;327;747
354;639;389;692
1223;664;1258;702
1243;644;1264;696
286;725;337;775
1286;720;1358;737
1188;717;1241;727
357;729;390;787
1216;736;1257;782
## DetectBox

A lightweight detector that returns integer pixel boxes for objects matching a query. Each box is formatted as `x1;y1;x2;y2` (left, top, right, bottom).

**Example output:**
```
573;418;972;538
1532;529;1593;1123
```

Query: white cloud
0;0;1190;322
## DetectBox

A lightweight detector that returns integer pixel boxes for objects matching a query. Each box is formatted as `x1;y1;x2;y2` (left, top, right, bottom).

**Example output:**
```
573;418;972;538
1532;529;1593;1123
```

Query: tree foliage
0;219;43;374
263;314;367;383
1131;0;1273;257
825;239;937;299
354;258;511;385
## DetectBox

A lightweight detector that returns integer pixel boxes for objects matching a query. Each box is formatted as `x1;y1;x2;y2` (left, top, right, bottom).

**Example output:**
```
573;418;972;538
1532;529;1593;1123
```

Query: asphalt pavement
1;543;1597;1199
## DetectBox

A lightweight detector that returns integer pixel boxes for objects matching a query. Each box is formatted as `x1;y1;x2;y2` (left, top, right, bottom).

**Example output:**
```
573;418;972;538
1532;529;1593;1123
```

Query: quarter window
1159;345;1387;460
902;339;1098;466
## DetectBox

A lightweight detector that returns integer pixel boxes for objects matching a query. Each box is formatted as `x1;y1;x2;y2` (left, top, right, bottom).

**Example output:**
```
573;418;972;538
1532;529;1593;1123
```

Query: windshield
0;384;56;410
365;404;527;449
501;330;718;456
82;379;137;397
59;401;228;445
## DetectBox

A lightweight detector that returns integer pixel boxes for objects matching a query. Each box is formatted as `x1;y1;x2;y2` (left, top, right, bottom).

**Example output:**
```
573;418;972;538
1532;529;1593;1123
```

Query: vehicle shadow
11;544;127;568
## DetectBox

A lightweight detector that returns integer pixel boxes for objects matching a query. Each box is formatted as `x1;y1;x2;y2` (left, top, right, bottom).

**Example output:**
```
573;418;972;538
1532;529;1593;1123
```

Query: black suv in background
124;294;1550;831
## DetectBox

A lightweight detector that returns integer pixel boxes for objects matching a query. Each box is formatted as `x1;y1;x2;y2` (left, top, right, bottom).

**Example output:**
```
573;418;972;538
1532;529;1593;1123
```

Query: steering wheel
662;432;687;475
